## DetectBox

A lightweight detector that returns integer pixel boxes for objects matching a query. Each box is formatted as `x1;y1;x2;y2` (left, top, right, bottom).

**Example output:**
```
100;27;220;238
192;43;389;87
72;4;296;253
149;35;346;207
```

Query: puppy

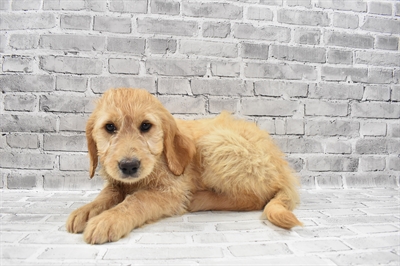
66;88;302;244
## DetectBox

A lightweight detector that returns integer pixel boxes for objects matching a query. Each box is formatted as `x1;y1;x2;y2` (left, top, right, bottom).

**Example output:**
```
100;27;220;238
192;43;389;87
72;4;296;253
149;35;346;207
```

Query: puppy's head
86;88;195;183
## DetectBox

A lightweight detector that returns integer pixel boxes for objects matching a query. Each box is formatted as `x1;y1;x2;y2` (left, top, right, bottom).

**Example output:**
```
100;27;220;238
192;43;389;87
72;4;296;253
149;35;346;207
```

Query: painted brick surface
0;0;399;190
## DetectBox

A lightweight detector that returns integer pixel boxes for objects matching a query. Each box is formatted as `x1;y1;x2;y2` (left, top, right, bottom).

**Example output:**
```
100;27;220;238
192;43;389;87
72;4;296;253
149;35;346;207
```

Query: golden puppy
66;88;302;244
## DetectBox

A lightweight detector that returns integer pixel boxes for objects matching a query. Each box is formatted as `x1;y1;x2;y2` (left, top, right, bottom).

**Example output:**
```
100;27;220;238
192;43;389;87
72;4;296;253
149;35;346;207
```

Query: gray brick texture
0;0;399;190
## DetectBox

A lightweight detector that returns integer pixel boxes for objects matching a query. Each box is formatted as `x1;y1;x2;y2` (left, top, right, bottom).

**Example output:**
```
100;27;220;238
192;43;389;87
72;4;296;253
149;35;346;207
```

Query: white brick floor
1;189;399;265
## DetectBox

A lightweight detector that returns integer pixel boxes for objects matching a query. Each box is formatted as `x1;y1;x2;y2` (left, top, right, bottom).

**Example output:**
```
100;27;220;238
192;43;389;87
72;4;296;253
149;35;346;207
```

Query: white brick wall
0;0;399;190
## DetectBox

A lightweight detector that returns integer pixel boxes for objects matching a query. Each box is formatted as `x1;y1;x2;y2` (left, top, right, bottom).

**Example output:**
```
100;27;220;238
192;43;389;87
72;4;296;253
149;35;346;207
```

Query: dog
66;88;302;244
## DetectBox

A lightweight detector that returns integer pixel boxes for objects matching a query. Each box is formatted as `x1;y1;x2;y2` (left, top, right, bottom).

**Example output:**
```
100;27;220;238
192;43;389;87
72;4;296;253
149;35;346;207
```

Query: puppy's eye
105;123;117;133
140;122;152;133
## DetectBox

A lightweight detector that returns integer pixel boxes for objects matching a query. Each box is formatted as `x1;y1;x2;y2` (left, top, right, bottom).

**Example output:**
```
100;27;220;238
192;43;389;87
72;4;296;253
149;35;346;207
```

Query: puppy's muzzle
118;158;141;177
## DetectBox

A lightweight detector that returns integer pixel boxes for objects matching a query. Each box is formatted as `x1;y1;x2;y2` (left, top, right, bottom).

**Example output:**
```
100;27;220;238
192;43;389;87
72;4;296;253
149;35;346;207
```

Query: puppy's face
86;88;195;184
88;89;164;183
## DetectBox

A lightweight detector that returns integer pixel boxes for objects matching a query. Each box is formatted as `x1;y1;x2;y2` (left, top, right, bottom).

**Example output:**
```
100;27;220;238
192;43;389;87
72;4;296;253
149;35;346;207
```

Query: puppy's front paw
83;210;131;244
66;204;103;234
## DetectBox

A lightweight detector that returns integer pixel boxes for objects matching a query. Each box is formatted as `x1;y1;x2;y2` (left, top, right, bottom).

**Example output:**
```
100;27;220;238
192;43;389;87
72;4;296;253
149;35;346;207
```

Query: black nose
118;158;140;176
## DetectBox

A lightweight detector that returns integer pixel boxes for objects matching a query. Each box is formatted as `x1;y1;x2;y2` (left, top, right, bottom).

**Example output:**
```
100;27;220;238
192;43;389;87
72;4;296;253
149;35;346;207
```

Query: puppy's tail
263;187;303;229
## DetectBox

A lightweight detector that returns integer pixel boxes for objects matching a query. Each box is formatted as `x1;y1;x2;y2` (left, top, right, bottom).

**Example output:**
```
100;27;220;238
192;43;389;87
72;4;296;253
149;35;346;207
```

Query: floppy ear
86;115;98;178
163;115;196;176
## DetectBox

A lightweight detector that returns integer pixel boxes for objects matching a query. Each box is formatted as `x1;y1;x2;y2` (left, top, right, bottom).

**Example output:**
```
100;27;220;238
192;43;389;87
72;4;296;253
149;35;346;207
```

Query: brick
355;138;400;154
9;34;39;50
376;36;399;51
286;119;304;135
91;76;156;93
396;3;400;16
202;22;230;38
363;85;390;101
3;56;34;73
43;0;85;10
40;95;92;113
274;137;323;153
241;98;298;116
104;247;223;260
60;15;91;30
43;134;87;152
40;56;103;75
183;2;242;19
277;9;329;26
351;102;400;119
388;123;400;137
4;95;37;112
241;43;269;60
271;45;326;63
317;0;366;12
158;96;206;114
158;78;191;95
305;101;348;117
309;83;363;100
287;157;304;172
40;35;105;51
151;0;180;15
356;51;400;67
361;17;400;34
148;39;177;54
346;174;398;188
0;247;39;260
137;18;198;37
260;0;282;5
393;85;400;102
368;68;393;84
86;0;106;11
0;35;6;52
107;37;145;54
180;40;238;58
228;243;291;257
209;98;239;114
306;120;359;136
12;0;41;10
0;152;55;170
94;16;131;33
325;31;374;49
56;76;87;92
245;63;316;80
287;0;311;8
233;24;290;42
60;154;89;171
316;174;343;189
388;156;400;171
0;13;56;30
360;156;386;171
329;251;400;266
321;66;367;82
109;0;147;13
39;247;98;259
7;172;37;189
255;80;308;98
369;2;392;16
1;114;56;132
1;75;55;92
325;141;352;154
308;156;358;172
293;28;321;45
0;0;9;10
247;6;273;21
333;13;359;29
109;58;140;74
6;133;39;149
211;61;240;77
360;122;386;136
326;49;353;64
191;79;252;96
146;59;207;76
289;239;351;253
59;114;88;132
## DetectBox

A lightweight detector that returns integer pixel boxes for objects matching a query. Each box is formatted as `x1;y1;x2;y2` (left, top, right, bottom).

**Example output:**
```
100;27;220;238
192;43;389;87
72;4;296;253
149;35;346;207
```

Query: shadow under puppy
66;88;302;244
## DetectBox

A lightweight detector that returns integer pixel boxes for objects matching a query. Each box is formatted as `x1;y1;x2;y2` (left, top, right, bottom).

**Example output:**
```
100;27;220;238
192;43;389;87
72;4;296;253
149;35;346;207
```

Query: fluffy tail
263;188;303;229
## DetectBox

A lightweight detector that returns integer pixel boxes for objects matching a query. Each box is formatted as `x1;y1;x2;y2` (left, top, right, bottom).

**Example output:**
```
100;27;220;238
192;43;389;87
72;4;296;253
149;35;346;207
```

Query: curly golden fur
66;88;302;244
